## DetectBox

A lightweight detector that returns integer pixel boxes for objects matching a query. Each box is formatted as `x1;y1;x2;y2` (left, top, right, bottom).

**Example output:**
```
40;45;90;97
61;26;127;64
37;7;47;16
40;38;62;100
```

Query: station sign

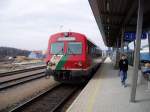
124;32;147;42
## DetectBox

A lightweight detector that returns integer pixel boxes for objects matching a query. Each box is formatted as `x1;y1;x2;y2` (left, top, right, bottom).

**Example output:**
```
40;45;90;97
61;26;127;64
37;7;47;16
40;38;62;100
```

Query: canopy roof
89;0;150;47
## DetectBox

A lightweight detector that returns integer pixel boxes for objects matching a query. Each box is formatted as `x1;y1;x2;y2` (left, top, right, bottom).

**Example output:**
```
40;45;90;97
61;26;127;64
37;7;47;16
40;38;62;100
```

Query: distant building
28;51;44;59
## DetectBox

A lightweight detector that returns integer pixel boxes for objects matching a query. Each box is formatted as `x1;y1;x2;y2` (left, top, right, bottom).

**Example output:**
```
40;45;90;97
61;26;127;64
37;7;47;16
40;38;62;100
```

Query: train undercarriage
45;63;101;83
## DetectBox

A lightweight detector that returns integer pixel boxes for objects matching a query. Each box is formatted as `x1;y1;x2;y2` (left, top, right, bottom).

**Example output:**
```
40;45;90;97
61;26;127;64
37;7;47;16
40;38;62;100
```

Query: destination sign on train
124;32;147;42
58;37;75;41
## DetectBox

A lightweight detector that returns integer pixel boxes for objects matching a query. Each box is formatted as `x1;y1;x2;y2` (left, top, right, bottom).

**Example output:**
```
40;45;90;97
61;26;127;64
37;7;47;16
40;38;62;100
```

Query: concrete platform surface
67;57;150;112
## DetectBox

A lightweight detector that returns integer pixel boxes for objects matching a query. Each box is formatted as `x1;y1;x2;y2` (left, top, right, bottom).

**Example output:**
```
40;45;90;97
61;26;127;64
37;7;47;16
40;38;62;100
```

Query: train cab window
67;42;82;54
50;42;64;54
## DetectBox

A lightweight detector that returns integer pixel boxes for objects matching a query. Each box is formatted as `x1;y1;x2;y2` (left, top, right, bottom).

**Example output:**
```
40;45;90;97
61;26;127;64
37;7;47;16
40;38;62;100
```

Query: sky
0;0;106;51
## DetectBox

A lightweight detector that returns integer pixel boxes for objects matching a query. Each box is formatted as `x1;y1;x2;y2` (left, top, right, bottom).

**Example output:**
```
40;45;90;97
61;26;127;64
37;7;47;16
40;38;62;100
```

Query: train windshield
51;42;64;54
67;42;82;54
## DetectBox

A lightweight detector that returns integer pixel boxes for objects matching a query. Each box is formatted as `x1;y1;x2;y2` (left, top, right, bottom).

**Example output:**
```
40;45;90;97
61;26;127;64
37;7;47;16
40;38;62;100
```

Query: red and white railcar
45;32;101;83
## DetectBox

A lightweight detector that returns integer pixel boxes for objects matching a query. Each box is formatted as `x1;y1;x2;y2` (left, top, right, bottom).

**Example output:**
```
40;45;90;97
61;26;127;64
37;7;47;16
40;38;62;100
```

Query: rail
9;84;79;112
0;65;46;77
0;72;45;90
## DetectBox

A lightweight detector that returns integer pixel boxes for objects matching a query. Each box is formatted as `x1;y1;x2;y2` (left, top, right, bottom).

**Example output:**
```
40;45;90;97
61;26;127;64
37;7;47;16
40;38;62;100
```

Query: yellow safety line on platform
86;72;104;112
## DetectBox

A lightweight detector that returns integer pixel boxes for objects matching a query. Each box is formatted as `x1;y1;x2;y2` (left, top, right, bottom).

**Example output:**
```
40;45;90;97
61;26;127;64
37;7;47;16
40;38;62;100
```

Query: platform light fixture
107;31;109;37
106;0;110;12
107;26;110;30
107;17;110;23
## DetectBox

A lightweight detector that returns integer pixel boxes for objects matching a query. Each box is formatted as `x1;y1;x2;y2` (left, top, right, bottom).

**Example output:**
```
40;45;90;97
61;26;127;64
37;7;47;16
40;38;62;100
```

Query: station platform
67;57;150;112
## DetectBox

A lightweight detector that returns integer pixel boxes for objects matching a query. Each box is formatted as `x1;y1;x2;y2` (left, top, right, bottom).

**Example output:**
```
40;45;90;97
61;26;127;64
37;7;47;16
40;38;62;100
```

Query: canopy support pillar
121;28;125;54
130;0;143;102
148;33;150;54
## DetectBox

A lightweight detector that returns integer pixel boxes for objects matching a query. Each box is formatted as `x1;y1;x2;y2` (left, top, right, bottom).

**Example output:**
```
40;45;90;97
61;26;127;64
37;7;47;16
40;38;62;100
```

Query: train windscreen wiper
68;48;76;55
55;48;64;55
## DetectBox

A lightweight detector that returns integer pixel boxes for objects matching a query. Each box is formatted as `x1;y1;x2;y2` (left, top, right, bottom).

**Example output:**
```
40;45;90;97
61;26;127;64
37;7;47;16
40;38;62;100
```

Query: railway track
0;59;104;111
0;66;47;90
9;84;79;112
0;72;46;90
0;65;46;77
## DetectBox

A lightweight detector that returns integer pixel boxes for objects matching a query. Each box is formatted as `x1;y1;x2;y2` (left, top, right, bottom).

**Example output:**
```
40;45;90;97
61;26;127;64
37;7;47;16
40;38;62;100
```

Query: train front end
46;32;89;83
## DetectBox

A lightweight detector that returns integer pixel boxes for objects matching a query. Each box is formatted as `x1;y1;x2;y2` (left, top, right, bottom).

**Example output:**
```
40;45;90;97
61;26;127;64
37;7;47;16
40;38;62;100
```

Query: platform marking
86;80;102;112
86;67;105;112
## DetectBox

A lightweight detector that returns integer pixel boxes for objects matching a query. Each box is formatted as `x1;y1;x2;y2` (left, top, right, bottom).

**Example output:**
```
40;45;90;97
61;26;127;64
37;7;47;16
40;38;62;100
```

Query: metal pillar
121;28;125;54
134;40;136;49
115;38;120;68
148;33;150;54
130;0;143;102
127;44;129;52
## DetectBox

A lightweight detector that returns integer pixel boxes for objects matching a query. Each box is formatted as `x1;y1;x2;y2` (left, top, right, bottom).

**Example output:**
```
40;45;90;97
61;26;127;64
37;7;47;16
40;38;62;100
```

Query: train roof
49;32;101;50
50;32;86;37
86;37;101;49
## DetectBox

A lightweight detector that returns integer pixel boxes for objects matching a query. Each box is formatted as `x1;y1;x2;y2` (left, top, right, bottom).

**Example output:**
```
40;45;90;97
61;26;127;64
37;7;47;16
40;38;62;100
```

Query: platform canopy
89;0;150;47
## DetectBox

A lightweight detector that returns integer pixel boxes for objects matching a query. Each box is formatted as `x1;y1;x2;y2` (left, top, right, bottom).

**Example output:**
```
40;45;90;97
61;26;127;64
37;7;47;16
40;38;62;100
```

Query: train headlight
74;61;82;67
48;62;55;66
78;61;82;67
